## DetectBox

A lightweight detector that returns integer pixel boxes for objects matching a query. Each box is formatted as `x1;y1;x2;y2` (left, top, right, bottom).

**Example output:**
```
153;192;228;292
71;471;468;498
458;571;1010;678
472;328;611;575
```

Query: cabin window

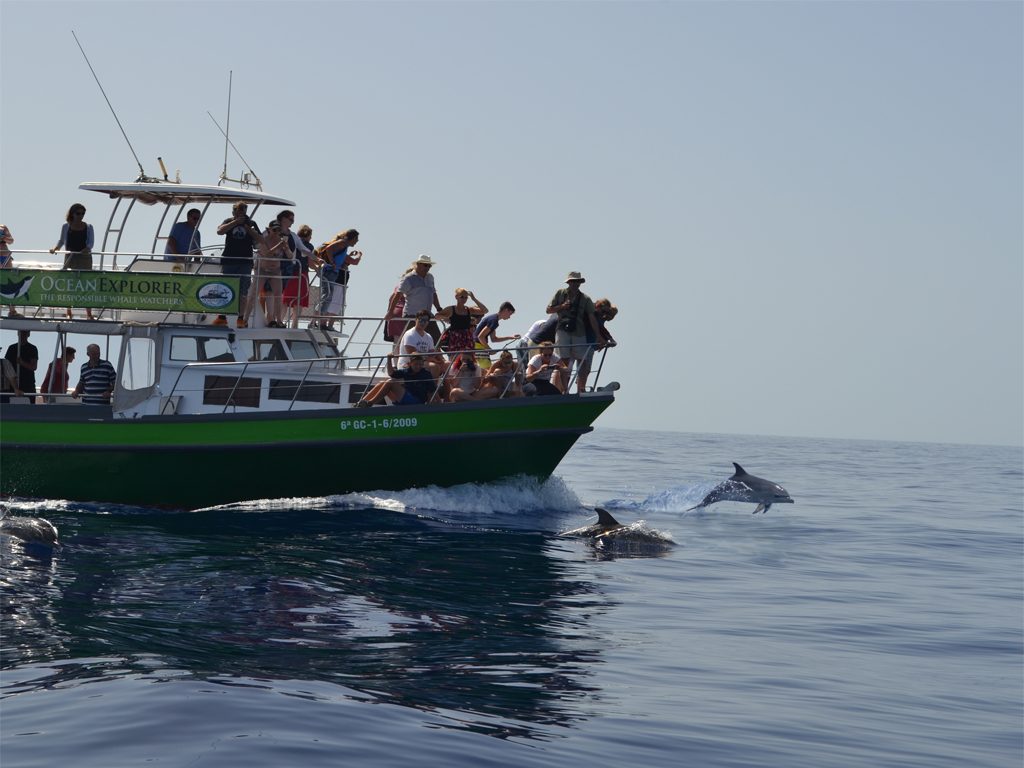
201;338;234;363
170;336;235;363
268;379;341;404
286;339;318;361
121;337;156;390
238;339;287;362
170;336;199;361
203;376;261;408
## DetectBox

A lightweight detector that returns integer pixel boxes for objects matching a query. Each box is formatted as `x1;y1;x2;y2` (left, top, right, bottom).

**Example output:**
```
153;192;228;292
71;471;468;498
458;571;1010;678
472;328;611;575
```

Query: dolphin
561;507;629;538
0;515;60;547
687;463;794;514
0;275;33;301
561;508;675;550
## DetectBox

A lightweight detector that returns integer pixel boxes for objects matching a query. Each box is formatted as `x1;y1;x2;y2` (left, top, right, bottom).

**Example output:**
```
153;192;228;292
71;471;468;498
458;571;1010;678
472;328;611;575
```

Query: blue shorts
397;391;423;405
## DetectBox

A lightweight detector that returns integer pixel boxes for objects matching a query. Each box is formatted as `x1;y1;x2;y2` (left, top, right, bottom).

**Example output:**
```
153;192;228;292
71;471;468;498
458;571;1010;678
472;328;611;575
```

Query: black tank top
66;226;88;252
449;308;471;331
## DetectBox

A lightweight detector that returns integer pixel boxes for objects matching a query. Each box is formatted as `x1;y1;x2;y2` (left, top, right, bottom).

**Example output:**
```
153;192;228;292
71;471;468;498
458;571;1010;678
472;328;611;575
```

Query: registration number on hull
339;416;419;432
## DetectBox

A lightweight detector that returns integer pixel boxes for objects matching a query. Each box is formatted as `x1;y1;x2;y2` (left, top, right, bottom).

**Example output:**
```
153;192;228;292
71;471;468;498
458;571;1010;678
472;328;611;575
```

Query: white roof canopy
79;182;295;207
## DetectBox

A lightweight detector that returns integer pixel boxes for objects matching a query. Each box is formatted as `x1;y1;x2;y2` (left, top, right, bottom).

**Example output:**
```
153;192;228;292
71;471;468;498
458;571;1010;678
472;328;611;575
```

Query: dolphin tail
594;507;621;527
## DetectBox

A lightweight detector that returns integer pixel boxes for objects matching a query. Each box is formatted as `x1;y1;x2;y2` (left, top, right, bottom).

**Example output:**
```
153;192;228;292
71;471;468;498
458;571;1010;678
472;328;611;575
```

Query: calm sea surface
2;429;1021;768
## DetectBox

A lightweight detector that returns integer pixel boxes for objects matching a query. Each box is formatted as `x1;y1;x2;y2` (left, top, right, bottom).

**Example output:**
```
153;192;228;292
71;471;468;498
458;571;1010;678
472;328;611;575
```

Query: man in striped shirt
72;344;116;405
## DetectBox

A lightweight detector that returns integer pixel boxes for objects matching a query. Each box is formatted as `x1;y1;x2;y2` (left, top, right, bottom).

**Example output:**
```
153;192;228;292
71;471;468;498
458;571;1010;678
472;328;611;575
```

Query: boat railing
155;339;612;412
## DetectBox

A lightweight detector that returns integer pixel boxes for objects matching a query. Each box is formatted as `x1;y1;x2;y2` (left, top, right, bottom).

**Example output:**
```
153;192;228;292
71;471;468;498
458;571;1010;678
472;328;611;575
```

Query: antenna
72;30;153;182
222;71;232;182
209;119;263;191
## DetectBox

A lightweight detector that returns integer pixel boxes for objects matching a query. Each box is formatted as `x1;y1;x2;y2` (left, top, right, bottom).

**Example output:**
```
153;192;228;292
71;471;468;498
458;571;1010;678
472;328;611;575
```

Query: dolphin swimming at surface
561;508;675;550
0;514;60;547
561;507;630;538
687;463;794;514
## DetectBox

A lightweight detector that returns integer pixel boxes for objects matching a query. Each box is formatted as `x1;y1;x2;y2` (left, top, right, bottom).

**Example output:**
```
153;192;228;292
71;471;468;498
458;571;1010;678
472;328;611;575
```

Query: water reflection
1;506;615;739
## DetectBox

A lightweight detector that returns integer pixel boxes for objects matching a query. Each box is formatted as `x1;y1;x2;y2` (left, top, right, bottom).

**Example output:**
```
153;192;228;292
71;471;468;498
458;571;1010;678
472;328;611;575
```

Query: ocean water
1;429;1021;768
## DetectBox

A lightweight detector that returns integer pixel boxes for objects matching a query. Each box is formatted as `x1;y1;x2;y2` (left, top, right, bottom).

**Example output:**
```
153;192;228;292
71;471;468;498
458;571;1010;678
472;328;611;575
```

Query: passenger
283;223;314;328
475;301;520;369
446;351;483;402
3;330;38;404
516;312;558;368
72;344;116;405
164;208;203;264
215;202;263;328
1;224;18;317
399;310;445;382
525;341;566;396
256;219;294;328
473;350;519;400
0;223;13;268
546;271;600;393
314;228;362;329
384;263;416;347
50;203;95;320
593;298;619;347
435;288;487;357
357;354;435;407
399;255;443;343
41;347;76;403
0;346;24;403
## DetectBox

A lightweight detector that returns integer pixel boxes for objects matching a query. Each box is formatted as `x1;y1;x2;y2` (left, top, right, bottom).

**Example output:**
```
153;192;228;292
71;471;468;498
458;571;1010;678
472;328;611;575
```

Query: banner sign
0;269;240;314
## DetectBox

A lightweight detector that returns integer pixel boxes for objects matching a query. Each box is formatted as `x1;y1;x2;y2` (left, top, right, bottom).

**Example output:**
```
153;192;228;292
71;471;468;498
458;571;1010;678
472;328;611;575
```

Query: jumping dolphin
0;275;33;301
687;463;794;514
0;515;60;547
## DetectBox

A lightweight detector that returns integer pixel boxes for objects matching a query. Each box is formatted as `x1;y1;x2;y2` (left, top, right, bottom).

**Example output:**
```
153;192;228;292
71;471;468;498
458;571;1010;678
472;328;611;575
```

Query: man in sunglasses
399;309;445;381
525;341;565;396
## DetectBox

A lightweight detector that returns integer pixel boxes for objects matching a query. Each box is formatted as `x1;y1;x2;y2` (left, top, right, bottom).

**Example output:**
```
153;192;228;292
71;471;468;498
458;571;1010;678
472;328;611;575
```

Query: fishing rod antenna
71;30;157;183
210;72;263;190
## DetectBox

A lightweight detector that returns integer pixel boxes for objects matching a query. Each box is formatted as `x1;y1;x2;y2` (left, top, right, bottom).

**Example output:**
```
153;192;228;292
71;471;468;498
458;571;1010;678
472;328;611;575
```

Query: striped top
78;360;116;405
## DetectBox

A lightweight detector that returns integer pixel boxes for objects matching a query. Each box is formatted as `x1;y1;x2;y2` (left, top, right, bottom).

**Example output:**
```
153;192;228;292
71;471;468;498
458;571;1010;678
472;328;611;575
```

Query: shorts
397;390;424;405
64;252;93;271
555;329;592;362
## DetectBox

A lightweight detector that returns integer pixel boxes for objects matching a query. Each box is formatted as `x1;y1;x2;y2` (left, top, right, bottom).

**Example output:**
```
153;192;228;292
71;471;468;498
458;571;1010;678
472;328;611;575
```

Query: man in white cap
399;255;443;342
546;271;600;394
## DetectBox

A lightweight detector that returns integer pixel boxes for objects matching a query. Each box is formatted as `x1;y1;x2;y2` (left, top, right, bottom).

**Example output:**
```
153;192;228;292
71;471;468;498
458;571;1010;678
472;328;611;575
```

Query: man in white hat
546;271;600;394
399;255;443;342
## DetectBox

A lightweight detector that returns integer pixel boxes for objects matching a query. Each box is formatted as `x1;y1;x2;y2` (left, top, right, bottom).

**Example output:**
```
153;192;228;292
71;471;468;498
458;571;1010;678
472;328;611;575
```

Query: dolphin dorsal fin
731;462;748;478
595;507;620;527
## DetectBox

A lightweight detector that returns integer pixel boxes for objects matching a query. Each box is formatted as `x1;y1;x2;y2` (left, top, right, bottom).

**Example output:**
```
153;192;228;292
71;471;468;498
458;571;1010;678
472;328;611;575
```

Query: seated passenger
357;354;436;407
399;310;445;381
473;350;519;400
447;351;482;402
525;341;565;396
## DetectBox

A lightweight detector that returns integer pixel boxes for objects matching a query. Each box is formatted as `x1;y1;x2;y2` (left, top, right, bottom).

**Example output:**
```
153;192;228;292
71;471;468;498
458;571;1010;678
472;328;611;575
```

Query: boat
0;179;617;509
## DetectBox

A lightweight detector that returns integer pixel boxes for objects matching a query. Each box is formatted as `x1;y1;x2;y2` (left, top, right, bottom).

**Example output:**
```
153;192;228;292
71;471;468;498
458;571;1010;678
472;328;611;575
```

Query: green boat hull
0;394;612;508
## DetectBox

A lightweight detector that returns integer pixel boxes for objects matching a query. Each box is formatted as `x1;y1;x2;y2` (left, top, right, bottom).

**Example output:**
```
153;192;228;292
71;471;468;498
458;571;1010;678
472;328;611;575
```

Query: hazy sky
1;1;1021;447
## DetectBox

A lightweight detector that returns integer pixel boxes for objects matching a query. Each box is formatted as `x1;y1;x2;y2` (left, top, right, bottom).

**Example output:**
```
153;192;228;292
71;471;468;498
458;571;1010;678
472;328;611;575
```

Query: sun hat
565;271;585;283
415;254;437;266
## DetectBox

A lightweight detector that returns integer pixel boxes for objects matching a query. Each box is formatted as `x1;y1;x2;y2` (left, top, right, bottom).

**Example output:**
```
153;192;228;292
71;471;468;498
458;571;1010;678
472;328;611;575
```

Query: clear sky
1;1;1021;447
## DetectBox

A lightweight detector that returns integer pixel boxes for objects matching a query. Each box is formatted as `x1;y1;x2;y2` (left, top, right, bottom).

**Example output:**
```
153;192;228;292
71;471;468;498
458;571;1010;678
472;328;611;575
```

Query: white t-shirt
528;352;561;382
400;327;434;365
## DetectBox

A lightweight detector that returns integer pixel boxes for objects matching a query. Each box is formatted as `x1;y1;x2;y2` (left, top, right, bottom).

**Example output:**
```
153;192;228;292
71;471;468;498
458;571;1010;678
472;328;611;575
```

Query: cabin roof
78;181;295;207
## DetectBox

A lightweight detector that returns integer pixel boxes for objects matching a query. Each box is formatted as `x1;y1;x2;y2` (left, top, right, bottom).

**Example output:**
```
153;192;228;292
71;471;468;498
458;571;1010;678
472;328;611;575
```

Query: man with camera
546;271;600;394
215;202;264;327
